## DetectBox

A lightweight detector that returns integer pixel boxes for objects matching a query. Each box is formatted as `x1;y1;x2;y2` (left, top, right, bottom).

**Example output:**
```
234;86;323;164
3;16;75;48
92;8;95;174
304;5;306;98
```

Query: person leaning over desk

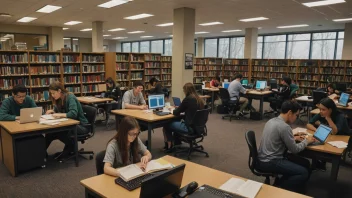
122;81;148;110
257;101;315;194
0;84;37;121
45;81;89;160
228;73;249;117
103;116;152;176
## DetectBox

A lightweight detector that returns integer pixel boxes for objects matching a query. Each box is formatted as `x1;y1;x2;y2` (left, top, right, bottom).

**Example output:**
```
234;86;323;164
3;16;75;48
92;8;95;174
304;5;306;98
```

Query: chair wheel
206;154;209;157
89;155;94;160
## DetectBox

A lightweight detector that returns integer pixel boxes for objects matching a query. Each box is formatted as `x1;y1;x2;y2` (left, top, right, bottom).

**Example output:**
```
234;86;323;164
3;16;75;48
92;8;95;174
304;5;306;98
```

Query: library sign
185;53;193;70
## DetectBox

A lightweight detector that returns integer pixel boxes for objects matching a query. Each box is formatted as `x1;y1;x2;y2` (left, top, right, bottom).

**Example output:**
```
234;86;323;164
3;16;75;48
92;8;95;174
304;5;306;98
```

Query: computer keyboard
115;173;153;191
192;185;245;198
154;111;170;116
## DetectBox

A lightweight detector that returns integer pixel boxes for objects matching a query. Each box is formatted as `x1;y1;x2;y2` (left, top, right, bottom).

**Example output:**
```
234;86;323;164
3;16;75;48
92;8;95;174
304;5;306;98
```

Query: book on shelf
130;54;144;62
64;65;80;73
66;86;81;93
0;54;28;63
30;65;60;74
0;66;28;76
82;74;105;83
117;73;130;81
62;54;80;63
131;63;143;70
83;84;102;93
161;62;172;68
116;54;129;62
31;78;59;87
161;68;171;74
145;54;161;61
224;59;248;65
0;93;10;102
82;54;104;62
31;91;50;101
30;54;60;63
161;56;172;62
83;64;105;72
116;63;129;71
208;58;222;65
145;69;160;75
64;76;81;84
162;75;171;80
0;78;29;89
118;158;173;182
145;62;160;68
118;81;129;88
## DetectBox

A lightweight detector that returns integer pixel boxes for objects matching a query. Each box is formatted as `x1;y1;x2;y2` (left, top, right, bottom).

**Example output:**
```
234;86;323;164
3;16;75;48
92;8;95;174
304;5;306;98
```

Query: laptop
95;92;106;98
18;107;43;124
337;92;350;107
310;124;332;145
172;97;181;107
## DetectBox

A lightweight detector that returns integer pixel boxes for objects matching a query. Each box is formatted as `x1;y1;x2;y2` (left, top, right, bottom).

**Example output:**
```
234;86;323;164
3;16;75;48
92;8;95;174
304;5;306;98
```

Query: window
132;42;139;53
122;43;131;52
140;41;150;53
204;39;217;57
218;38;230;58
164;39;172;56
0;33;48;51
263;35;286;59
230;37;245;58
287;34;311;59
151;40;163;53
336;32;344;59
311;32;336;59
257;36;263;59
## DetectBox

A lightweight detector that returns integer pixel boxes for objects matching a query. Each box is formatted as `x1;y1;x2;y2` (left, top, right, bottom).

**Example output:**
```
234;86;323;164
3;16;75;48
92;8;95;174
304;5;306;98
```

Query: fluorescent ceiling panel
195;32;209;34
64;21;82;25
239;17;268;22
98;0;132;8
277;24;309;28
141;36;153;38
17;17;37;23
113;37;128;39
108;28;125;32
63;28;69;30
199;22;223;26
333;18;352;22
103;35;111;37
124;13;153;20
80;28;92;31
128;31;145;34
36;5;62;13
156;23;173;27
303;0;345;7
222;29;242;33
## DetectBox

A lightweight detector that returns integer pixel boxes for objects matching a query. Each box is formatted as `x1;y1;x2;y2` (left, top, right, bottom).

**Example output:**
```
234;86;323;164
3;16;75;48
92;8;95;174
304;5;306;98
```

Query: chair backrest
289;84;299;99
219;88;230;103
82;105;97;133
189;108;210;136
95;150;106;175
194;84;203;94
245;131;260;175
312;90;328;106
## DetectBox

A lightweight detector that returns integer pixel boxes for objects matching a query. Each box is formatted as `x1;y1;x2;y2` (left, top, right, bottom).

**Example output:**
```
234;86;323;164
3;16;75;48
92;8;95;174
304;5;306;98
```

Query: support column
197;37;204;57
116;41;122;52
108;40;117;52
244;28;258;58
92;21;103;52
342;23;352;59
172;7;195;98
48;27;63;51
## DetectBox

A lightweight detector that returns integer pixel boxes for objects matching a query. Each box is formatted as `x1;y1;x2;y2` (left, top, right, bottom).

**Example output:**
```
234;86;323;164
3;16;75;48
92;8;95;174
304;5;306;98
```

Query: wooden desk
111;109;178;150
246;90;273;120
202;88;219;113
296;96;313;103
300;130;349;181
81;155;310;198
77;97;113;105
0;119;80;176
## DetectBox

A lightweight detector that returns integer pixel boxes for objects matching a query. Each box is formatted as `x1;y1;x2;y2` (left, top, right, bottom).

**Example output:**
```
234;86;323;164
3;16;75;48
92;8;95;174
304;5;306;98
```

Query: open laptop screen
339;93;350;106
313;124;332;143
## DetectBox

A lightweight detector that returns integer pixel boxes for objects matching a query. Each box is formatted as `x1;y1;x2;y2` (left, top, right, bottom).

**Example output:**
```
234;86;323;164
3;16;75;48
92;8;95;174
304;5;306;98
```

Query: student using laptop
0;84;37;121
122;81;148;110
103;116;152;176
106;77;122;102
210;76;221;88
326;83;336;96
257;101;315;193
45;81;89;160
228;74;249;117
268;76;291;112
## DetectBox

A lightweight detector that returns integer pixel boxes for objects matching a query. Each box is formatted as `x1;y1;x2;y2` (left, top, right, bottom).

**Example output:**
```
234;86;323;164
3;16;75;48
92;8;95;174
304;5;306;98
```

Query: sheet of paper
219;178;246;194
41;115;56;120
39;118;68;124
292;127;308;135
236;180;263;198
328;141;348;149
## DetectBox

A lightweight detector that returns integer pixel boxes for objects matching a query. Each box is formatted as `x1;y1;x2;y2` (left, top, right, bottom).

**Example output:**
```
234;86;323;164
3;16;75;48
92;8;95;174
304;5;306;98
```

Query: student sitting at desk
326;84;336;96
163;83;205;152
0;84;37;121
257;101;315;193
210;76;221;88
106;77;122;102
103;116;152;176
268;76;291;112
45;81;89;160
149;77;164;95
228;74;249;117
122;81;148;110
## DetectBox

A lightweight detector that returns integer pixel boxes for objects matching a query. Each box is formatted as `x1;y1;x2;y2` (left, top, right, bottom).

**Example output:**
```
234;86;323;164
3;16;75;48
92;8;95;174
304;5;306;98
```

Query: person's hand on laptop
46;110;54;114
306;136;316;144
294;135;305;142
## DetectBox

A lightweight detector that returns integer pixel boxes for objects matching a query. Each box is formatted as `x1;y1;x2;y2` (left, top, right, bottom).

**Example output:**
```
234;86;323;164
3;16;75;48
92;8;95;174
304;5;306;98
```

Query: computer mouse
186;181;198;194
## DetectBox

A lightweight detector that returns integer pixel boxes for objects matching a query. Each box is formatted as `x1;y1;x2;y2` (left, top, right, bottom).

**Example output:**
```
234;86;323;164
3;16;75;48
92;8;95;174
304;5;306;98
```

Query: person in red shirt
210;76;221;88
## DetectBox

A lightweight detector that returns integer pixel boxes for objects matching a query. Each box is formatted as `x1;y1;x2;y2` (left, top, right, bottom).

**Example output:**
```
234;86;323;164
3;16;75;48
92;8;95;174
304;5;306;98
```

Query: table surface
77;97;113;104
296;96;313;102
0;119;80;134
80;155;311;198
111;109;175;122
202;88;219;92
247;90;272;95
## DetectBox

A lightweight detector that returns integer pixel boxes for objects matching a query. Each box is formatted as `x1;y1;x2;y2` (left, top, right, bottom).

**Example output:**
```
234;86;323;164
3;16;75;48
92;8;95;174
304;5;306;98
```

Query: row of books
83;65;105;73
117;73;129;81
145;70;160;75
298;68;319;73
116;63;129;70
82;74;105;83
346;68;352;75
270;60;289;66
62;55;80;63
64;65;80;73
82;55;104;62
117;54;129;62
82;84;104;93
223;66;249;71
64;76;81;84
40;104;53;113
162;69;171;74
130;54;144;62
0;54;28;63
298;81;319;88
208;59;222;65
162;75;171;80
145;75;159;81
0;66;28;76
30;66;60;74
66;86;81;93
299;61;318;67
320;75;344;81
161;56;172;61
31;78;58;87
252;60;269;66
0;78;29;89
161;81;171;86
118;82;129;87
252;66;270;72
31;91;50;102
131;63;143;70
30;55;60;63
224;59;248;65
298;75;319;81
145;62;160;68
208;66;222;70
161;63;171;68
251;72;268;78
270;73;285;78
320;60;346;67
145;54;161;61
270;67;286;72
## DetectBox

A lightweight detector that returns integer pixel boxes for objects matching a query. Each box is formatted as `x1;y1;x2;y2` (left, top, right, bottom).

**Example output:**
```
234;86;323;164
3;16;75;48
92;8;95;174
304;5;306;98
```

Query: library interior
1;0;352;198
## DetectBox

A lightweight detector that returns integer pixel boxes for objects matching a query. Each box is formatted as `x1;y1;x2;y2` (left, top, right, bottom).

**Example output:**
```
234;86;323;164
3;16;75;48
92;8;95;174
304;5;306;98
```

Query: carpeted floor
0;101;352;198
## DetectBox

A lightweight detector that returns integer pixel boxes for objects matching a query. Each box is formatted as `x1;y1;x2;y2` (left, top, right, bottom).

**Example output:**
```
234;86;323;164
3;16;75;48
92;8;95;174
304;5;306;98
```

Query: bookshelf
251;59;270;82
297;60;319;95
223;59;249;82
116;52;130;89
161;56;172;87
194;57;222;83
268;59;288;84
62;52;81;95
144;53;161;89
81;53;106;95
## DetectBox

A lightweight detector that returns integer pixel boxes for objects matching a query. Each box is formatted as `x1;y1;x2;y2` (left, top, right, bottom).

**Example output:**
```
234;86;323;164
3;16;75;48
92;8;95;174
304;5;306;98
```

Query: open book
219;178;263;198
118;158;173;182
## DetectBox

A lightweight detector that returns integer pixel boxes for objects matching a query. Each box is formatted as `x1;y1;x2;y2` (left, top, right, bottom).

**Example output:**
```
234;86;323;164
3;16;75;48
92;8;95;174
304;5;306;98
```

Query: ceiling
0;0;351;41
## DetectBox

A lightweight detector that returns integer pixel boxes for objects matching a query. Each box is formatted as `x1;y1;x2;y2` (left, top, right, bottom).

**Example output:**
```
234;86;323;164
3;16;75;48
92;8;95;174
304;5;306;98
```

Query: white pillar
342;23;352;59
48;27;63;51
197;37;204;57
92;21;103;52
172;7;195;98
244;28;258;58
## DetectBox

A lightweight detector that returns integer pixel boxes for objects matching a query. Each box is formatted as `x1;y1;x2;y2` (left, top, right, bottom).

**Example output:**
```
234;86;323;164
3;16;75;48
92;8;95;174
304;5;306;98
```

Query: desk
295;96;313;119
202;88;219;113
0;119;80;176
81;155;310;198
246;90;272;120
77;97;113;105
296;96;313;103
300;130;349;181
111;109;178;150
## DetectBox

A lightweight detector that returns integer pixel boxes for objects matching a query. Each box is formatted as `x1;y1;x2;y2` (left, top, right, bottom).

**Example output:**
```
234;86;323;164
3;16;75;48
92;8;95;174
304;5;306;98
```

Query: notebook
219;178;263;198
118;158;173;182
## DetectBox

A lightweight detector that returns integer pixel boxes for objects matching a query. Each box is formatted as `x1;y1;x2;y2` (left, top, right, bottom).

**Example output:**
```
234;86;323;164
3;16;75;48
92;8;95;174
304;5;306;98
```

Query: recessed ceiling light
63;28;69;30
277;24;309;28
124;13;153;20
239;17;268;22
103;34;111;37
333;18;352;22
0;13;12;17
141;36;153;38
98;0;132;8
113;37;128;40
80;28;92;31
72;38;79;41
63;38;71;40
64;21;82;25
36;5;62;13
222;29;242;33
303;0;345;7
195;32;209;34
199;22;223;26
108;28;125;32
128;31;145;34
17;17;37;23
156;23;173;27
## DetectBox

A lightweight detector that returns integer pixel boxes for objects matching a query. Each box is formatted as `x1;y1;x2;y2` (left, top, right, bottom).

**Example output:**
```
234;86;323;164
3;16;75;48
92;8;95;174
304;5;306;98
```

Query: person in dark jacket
106;77;121;102
149;77;164;95
269;76;291;112
163;83;205;151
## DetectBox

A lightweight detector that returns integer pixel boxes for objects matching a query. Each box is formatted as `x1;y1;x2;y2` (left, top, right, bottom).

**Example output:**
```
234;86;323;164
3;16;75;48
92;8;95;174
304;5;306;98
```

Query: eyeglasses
128;131;140;137
14;95;26;99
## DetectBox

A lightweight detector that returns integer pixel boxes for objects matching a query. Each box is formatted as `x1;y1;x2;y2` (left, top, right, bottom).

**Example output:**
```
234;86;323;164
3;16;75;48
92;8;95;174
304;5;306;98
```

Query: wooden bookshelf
81;53;106;96
62;51;81;95
268;59;288;84
161;56;172;87
144;53;161;90
194;57;222;83
223;59;249;82
251;59;270;82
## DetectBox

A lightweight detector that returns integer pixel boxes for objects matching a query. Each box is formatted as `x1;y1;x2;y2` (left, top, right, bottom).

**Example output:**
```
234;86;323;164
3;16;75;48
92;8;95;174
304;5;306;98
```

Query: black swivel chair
269;79;278;89
96;150;106;175
245;131;278;185
218;88;240;121
174;108;210;160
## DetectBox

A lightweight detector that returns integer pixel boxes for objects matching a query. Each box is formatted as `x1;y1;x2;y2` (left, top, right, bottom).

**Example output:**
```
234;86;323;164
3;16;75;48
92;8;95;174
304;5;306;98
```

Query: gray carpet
0;101;352;198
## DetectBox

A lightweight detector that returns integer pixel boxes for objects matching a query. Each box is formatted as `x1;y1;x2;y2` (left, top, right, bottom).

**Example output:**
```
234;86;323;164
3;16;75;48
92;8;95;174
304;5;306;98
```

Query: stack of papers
41;115;56;120
328;141;348;149
39;118;68;125
219;178;263;198
292;127;308;135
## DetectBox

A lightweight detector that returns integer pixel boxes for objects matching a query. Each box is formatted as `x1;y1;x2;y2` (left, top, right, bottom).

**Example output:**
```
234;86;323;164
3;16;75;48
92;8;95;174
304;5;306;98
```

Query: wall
79;38;92;52
0;24;48;35
14;34;40;50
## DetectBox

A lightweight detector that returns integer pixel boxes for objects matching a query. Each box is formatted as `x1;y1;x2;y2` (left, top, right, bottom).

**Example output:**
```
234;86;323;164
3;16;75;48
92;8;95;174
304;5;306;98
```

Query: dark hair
133;81;144;88
234;74;243;79
149;77;159;85
106;77;116;88
12;84;27;95
281;100;302;114
319;98;339;122
282;76;292;85
214;76;220;81
108;117;141;165
327;84;335;91
183;83;204;109
48;81;69;108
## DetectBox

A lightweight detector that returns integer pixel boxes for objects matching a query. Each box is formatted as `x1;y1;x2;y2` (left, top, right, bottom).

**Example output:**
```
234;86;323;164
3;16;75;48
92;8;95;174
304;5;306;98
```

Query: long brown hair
183;83;204;109
48;81;69;109
108;116;140;165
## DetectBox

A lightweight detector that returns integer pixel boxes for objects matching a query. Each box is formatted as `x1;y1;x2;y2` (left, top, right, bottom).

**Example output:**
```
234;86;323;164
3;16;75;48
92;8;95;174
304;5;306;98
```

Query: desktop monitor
338;93;350;106
148;94;165;109
255;80;267;90
335;83;347;92
140;164;186;198
241;79;248;86
222;82;230;89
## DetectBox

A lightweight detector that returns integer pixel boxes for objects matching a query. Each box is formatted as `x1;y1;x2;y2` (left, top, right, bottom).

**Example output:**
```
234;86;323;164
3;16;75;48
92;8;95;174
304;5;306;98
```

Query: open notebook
219;178;263;198
118;158;173;182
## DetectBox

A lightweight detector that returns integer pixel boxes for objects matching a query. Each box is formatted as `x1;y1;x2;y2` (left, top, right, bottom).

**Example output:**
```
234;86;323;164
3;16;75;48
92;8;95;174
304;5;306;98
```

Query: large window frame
204;36;245;58
121;38;173;55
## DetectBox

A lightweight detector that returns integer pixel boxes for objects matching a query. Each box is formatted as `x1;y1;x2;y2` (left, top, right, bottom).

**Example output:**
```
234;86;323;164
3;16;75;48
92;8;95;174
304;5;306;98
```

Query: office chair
194;84;203;95
312;90;328;107
96;150;106;175
289;84;299;100
173;108;210;160
245;131;278;185
218;88;240;121
269;79;277;89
